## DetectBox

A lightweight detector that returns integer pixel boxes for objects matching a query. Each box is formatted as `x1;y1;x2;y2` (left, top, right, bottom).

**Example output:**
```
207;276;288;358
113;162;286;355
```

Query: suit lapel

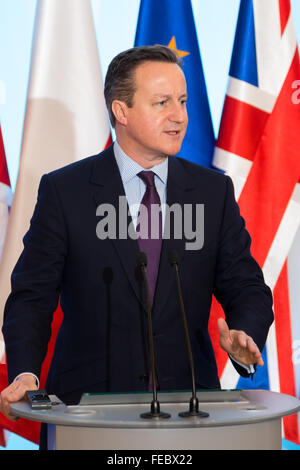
89;147;195;318
90;146;145;308
153;156;194;318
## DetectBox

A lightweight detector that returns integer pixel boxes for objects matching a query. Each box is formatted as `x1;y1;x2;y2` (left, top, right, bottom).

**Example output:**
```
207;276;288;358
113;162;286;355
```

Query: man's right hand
0;374;38;421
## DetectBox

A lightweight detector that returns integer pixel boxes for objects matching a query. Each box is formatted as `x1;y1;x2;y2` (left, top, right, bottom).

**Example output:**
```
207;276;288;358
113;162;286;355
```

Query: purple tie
137;171;162;391
137;171;162;304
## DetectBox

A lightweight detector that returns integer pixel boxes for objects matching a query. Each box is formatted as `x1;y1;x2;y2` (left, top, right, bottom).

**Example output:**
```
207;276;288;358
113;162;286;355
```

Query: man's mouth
165;130;180;135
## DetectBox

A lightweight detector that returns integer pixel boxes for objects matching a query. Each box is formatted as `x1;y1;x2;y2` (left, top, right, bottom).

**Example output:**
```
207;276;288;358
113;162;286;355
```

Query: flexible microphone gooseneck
137;252;170;420
168;250;209;418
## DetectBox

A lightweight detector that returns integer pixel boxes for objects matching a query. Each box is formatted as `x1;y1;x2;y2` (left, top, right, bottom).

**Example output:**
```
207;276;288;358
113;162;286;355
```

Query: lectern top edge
79;389;242;406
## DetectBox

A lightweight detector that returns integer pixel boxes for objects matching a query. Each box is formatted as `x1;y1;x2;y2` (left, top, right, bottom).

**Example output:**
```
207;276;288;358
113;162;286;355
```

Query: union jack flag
211;0;300;444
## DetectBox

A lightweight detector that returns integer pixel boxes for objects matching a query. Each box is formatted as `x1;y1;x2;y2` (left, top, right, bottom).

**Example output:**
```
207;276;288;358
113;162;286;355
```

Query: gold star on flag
167;36;190;58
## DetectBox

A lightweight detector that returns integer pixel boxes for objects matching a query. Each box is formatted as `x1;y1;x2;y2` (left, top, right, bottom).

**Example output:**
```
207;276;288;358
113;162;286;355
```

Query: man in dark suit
0;46;273;420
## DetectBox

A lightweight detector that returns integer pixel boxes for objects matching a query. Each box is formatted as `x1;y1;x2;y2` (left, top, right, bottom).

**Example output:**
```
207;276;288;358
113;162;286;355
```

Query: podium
10;389;300;450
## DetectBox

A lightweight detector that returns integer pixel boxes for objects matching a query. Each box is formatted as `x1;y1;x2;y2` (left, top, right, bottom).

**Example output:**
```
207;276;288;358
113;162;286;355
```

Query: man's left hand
217;318;264;367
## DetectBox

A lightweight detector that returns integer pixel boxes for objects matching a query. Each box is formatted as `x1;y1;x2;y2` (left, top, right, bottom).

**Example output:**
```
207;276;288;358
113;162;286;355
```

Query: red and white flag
0;0;111;445
0;125;12;262
211;0;300;444
0;124;12;447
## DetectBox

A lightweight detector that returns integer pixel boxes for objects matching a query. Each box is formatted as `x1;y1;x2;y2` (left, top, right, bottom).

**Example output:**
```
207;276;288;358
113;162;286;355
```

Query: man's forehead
134;61;187;90
135;60;183;75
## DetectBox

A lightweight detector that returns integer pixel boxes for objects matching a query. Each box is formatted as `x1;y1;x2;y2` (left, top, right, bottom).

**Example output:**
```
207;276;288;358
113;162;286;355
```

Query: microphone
136;252;170;420
168;250;209;418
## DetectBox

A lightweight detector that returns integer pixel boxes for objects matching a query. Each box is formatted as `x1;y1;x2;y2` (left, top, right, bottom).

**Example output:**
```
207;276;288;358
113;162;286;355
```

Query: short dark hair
104;45;183;127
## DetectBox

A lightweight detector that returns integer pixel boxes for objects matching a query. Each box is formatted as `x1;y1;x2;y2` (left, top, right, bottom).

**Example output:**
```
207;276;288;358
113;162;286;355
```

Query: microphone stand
168;250;209;418
137;252;170;420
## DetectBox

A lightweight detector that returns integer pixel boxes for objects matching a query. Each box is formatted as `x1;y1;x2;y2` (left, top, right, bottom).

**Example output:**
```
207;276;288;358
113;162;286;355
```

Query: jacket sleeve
2;173;68;383
213;176;274;373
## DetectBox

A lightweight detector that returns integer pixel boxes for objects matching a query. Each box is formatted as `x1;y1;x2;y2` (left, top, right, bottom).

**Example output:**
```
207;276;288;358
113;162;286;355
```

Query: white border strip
253;0;297;95
220;358;240;389
0;182;12;206
263;183;300;292
213;148;252;200
227;77;276;113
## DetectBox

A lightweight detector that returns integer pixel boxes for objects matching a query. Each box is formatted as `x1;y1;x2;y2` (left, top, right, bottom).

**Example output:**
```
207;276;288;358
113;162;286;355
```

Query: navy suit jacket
3;145;273;404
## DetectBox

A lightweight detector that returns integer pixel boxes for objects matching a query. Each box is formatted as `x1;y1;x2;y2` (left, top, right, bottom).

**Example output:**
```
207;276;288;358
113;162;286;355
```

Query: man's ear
111;100;128;126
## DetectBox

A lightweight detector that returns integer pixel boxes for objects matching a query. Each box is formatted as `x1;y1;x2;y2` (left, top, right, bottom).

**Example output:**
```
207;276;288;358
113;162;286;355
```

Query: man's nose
169;102;187;123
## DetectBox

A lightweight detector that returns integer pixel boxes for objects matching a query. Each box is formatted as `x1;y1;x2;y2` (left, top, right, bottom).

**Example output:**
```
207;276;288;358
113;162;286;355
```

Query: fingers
0;383;21;420
0;377;38;421
245;336;264;366
234;332;264;365
232;332;264;366
217;318;264;367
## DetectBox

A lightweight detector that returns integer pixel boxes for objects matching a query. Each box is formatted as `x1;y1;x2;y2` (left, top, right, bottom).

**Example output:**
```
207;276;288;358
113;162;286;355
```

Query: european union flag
134;0;215;167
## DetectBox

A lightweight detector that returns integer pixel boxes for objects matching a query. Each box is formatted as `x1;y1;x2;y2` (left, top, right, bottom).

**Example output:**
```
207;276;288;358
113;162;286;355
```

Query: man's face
114;61;188;165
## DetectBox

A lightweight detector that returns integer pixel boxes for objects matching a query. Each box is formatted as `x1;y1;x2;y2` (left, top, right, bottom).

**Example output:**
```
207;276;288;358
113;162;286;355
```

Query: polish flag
0;0;111;445
0;125;12;263
0;124;12;447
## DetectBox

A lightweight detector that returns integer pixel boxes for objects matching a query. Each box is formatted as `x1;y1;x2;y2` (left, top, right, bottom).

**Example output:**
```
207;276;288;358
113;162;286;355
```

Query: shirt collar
113;140;168;185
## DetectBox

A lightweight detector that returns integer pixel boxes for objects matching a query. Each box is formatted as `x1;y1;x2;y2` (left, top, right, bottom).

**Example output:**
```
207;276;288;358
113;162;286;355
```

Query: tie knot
138;170;156;188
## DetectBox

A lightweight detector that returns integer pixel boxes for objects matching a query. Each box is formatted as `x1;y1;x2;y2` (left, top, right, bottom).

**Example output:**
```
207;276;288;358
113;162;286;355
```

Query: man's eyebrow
152;94;171;99
152;93;188;99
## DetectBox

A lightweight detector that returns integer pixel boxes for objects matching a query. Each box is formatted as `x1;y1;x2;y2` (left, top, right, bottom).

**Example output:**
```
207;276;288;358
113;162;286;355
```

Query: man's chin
166;146;183;157
161;141;184;157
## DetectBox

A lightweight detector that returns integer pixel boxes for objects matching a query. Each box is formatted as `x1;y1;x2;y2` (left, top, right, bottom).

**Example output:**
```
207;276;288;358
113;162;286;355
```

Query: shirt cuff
14;372;40;389
229;355;255;375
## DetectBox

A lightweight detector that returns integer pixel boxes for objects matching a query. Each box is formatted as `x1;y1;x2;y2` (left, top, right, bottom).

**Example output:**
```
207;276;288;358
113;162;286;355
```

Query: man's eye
157;100;166;106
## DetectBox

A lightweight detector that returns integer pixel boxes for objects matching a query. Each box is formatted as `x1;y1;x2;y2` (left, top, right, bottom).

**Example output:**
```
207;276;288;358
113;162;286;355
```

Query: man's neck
115;138;167;169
